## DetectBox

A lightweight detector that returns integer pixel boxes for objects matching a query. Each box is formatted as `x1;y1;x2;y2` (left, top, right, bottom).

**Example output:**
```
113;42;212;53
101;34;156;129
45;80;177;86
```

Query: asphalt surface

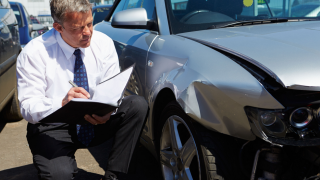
0;119;163;180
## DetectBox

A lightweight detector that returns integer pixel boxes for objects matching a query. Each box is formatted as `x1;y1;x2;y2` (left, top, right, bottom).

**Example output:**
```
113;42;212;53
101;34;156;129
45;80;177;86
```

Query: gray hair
50;0;92;25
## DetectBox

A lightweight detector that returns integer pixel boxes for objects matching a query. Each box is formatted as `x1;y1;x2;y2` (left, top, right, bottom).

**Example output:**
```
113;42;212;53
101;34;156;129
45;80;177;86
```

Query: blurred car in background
92;4;112;26
9;1;46;48
30;16;47;35
30;15;40;24
0;0;23;121
36;14;54;30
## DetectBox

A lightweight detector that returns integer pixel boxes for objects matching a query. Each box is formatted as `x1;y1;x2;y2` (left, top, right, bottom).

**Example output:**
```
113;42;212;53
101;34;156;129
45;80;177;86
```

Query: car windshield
93;7;110;26
277;3;320;17
166;0;320;34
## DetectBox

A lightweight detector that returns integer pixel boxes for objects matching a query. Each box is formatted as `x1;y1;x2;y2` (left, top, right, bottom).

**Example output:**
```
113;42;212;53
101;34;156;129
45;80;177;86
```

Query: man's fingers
73;87;90;98
84;115;99;125
91;114;107;124
92;111;113;124
73;92;89;99
84;111;113;125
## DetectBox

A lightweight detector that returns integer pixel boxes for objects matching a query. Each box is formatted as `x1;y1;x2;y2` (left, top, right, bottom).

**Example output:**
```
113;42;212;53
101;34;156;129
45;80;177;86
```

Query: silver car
94;0;320;179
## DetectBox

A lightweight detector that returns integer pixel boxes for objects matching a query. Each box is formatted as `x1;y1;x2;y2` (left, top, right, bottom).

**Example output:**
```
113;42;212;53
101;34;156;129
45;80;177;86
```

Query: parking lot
0;119;162;180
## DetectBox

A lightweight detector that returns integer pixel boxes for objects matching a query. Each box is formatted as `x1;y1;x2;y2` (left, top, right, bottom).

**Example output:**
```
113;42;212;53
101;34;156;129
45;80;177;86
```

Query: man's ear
53;22;63;33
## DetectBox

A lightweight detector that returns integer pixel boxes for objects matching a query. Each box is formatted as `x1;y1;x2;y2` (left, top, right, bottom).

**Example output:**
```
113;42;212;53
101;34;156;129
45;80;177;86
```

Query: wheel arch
152;87;176;140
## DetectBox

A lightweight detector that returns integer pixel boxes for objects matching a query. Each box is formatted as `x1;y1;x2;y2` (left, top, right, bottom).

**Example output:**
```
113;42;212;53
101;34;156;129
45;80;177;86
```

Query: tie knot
74;49;81;56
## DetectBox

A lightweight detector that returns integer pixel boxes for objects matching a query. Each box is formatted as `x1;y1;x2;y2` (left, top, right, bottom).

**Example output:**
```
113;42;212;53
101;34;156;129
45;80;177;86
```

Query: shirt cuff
41;97;63;121
52;97;63;112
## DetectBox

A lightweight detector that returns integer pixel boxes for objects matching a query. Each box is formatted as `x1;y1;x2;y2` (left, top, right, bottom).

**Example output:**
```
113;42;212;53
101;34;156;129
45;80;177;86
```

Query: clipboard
39;64;135;124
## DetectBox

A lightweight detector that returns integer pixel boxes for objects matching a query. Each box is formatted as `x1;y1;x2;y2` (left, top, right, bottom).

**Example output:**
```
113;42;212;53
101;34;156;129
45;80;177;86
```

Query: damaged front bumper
246;105;320;146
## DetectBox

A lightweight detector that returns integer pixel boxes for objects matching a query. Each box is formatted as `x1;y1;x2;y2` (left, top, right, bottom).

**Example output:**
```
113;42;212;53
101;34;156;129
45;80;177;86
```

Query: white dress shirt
17;29;120;124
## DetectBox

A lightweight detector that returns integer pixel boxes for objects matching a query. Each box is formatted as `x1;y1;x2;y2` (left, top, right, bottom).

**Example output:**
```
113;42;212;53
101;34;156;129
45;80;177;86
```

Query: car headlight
245;107;287;138
245;106;320;146
260;111;278;126
289;107;313;128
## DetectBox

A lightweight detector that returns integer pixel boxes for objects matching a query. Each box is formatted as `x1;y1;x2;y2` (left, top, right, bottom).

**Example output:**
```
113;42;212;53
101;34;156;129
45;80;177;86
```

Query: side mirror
111;8;153;29
32;24;47;31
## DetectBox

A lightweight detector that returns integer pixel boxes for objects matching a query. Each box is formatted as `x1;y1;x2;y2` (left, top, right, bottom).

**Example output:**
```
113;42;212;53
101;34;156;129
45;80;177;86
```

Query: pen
69;80;91;99
69;80;78;87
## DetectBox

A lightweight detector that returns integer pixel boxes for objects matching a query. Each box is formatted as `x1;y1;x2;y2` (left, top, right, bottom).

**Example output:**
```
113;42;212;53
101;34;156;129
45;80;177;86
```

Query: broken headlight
245;107;287;138
245;106;320;146
290;107;313;128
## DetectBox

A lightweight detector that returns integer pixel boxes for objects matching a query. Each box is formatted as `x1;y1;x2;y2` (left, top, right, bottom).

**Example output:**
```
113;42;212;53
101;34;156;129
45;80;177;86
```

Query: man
16;0;148;179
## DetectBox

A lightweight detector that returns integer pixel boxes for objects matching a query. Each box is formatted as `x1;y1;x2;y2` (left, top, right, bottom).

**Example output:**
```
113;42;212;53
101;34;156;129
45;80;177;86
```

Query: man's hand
62;87;90;106
84;111;113;125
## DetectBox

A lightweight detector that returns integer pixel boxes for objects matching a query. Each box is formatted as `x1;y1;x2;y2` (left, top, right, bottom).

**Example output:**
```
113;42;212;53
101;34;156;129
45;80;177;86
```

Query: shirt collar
55;29;86;60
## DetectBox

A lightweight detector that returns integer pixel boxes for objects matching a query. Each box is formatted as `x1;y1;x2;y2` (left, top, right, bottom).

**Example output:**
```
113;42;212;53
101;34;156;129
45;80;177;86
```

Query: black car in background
92;4;112;26
0;0;23;121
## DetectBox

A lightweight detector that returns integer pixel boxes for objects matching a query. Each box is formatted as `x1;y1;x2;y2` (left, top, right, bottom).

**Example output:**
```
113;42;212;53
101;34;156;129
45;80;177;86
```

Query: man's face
53;10;93;48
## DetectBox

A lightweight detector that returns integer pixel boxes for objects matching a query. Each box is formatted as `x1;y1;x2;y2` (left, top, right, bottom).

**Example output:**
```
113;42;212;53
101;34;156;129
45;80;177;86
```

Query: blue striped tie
73;49;94;146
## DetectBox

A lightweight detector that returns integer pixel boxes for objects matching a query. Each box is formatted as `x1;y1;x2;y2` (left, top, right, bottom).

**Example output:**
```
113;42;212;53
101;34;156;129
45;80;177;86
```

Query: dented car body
178;21;320;145
95;0;320;179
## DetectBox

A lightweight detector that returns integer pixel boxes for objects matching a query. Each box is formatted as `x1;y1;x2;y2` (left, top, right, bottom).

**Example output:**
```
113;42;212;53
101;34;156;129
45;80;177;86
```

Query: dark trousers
26;95;149;180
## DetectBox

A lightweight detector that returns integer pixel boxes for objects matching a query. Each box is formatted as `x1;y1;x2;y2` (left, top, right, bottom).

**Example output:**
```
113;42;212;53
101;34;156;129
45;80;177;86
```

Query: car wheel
157;101;244;180
0;87;23;122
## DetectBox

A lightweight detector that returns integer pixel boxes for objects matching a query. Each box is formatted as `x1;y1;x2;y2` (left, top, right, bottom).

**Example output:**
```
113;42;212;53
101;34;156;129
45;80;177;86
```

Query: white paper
89;66;134;106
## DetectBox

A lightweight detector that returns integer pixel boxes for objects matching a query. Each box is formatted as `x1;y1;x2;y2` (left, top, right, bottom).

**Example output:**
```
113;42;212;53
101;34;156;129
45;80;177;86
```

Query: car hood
179;21;320;91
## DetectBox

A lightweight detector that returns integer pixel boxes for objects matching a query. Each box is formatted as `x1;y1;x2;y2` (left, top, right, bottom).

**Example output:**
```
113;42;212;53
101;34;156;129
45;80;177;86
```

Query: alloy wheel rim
160;115;201;180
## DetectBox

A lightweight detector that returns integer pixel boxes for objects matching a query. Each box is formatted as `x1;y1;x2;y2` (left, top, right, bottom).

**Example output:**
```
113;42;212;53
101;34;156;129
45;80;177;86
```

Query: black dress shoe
103;170;119;180
102;175;118;180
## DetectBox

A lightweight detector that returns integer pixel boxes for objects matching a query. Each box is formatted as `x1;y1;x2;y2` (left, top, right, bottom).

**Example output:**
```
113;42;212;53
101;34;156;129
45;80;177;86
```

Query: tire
156;101;245;180
0;87;23;122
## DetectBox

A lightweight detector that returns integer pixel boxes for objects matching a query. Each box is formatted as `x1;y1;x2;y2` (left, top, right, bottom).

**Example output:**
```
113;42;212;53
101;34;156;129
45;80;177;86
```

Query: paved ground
0;119;163;180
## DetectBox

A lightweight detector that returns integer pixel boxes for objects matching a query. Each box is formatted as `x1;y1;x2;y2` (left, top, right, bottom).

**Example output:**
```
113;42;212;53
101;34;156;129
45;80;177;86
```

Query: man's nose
83;25;91;36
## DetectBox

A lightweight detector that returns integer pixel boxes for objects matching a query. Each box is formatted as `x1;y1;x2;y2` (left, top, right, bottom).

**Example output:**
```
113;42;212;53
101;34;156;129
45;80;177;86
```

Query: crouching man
16;0;148;179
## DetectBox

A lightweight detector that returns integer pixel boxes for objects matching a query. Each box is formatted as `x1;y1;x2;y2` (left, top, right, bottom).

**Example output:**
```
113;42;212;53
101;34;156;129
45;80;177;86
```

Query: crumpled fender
150;51;284;140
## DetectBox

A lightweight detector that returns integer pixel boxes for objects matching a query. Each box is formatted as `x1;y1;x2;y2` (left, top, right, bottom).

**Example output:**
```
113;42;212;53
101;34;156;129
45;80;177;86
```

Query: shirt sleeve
99;35;120;80
16;53;62;124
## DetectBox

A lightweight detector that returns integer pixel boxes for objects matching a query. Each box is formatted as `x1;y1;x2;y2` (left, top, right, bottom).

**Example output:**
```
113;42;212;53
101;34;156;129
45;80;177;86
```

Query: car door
10;2;25;45
94;0;159;151
0;0;20;111
95;0;158;98
10;2;32;46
